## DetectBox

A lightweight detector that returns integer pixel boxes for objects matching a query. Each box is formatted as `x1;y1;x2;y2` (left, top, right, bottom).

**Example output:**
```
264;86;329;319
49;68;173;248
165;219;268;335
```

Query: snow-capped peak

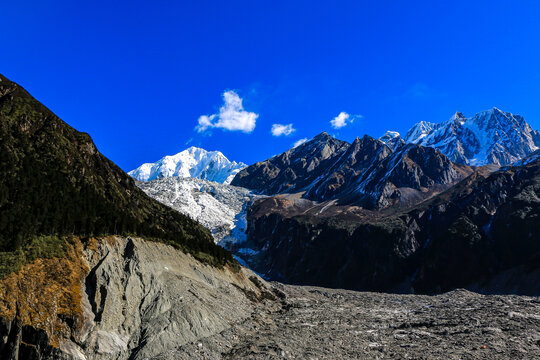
128;146;247;184
404;121;436;143
403;108;540;166
379;131;405;151
382;131;400;139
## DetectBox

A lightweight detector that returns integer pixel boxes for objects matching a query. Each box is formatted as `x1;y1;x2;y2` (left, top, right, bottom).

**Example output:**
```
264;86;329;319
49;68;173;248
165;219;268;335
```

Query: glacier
136;177;263;264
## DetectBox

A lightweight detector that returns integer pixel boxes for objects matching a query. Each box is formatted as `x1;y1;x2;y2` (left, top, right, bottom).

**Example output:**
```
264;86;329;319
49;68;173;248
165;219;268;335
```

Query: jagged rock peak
450;111;466;122
234;128;470;209
230;132;350;194
313;131;330;139
351;134;388;150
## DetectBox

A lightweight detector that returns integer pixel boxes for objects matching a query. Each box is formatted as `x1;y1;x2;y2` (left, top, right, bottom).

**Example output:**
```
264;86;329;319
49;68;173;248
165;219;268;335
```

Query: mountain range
234;135;540;294
225;110;540;294
128;146;246;184
381;108;540;166
130;108;540;295
231;132;473;209
127;107;540;295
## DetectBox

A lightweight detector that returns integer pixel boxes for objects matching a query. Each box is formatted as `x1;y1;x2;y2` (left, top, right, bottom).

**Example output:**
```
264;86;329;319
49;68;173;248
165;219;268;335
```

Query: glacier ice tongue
136;176;262;264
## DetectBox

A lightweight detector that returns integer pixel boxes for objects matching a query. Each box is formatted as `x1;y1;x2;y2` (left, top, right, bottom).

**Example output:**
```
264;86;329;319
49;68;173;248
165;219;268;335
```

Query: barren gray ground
170;284;540;359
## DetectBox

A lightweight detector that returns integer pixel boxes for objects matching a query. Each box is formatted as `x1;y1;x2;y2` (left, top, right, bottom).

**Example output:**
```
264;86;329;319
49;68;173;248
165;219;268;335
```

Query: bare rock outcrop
0;236;277;360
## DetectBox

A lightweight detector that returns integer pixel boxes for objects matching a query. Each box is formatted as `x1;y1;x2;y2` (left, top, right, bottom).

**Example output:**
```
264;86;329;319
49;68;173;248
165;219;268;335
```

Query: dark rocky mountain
306;138;473;209
233;132;472;210
231;131;350;194
240;158;540;295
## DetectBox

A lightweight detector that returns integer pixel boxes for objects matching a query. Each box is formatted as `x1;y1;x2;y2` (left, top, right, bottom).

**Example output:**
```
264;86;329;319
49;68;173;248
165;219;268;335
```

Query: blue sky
2;1;540;170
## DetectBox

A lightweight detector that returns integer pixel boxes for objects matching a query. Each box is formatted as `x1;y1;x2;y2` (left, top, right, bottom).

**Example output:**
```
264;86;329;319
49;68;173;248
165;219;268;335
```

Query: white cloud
271;123;295;136
196;90;258;133
293;138;308;147
330;112;351;129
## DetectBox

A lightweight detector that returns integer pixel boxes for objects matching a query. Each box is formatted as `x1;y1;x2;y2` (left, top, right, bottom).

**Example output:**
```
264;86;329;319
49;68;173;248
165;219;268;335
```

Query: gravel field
172;284;540;359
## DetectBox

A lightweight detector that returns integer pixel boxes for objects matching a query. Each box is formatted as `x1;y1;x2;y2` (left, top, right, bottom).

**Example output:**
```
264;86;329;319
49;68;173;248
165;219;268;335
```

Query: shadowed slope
0;73;235;276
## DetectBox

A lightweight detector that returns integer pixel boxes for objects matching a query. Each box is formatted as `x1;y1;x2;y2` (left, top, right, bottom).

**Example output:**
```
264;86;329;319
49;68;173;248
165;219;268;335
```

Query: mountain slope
129;146;246;184
231;132;350;194
0;73;234;275
233;133;472;210
242;158;540;294
404;108;540;166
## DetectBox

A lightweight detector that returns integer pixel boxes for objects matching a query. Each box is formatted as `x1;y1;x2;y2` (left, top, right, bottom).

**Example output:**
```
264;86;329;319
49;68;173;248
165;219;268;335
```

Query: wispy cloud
292;138;308;147
196;90;258;133
271;123;295;136
330;112;362;129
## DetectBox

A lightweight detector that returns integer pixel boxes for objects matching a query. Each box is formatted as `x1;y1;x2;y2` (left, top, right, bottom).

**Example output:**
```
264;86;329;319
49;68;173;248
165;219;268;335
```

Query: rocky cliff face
0;236;278;360
242;158;540;295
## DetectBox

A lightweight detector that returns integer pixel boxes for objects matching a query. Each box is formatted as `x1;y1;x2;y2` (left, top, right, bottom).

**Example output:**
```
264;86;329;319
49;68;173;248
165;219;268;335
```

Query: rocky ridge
233;132;472;210
402;108;540;166
231;132;350;195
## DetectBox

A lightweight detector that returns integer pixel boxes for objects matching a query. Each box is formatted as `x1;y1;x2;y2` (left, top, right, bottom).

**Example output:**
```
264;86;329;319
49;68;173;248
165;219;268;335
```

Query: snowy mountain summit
379;130;405;151
128;146;246;184
386;108;540;166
